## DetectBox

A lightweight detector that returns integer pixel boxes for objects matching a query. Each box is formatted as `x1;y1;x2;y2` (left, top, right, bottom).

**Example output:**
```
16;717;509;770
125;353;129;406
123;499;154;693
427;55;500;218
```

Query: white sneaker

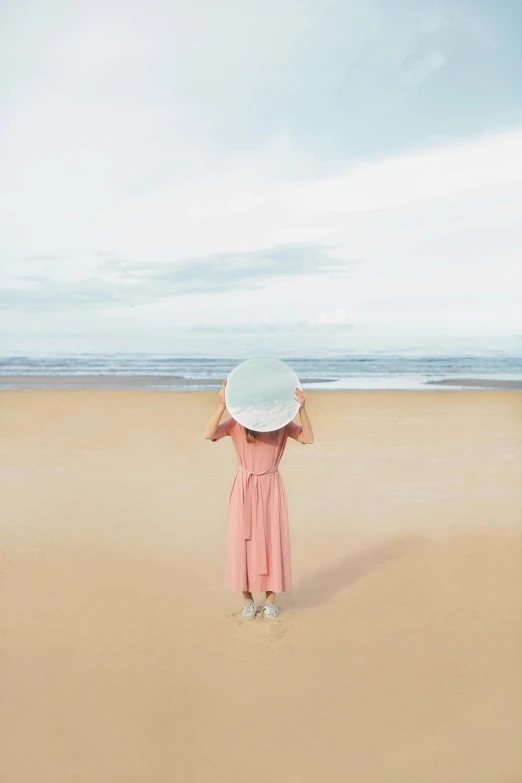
262;603;279;620
241;600;257;619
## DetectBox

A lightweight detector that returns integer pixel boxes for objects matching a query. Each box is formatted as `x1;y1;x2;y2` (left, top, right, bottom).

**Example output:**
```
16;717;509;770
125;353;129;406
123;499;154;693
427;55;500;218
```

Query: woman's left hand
294;386;306;410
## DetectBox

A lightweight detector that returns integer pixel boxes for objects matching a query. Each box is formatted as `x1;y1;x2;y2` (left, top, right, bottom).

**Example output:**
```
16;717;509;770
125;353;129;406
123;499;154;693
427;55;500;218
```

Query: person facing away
204;380;314;620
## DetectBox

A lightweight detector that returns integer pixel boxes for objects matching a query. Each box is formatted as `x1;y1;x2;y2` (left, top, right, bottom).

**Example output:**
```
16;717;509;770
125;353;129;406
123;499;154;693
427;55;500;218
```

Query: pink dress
212;417;305;593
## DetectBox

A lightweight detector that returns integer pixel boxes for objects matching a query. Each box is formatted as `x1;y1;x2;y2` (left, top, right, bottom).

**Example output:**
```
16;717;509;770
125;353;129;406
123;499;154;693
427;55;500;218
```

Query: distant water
1;352;521;390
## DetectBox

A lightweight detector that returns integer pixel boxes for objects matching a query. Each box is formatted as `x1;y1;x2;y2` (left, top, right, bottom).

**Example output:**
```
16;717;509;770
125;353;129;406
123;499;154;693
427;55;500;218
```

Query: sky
1;0;522;355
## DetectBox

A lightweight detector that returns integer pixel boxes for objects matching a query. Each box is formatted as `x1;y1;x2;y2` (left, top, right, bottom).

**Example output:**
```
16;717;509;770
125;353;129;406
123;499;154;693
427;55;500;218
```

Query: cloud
102;243;357;290
1;125;521;341
189;309;359;333
308;309;357;326
190;323;282;334
189;319;357;334
1;243;358;310
400;49;447;87
14;255;61;262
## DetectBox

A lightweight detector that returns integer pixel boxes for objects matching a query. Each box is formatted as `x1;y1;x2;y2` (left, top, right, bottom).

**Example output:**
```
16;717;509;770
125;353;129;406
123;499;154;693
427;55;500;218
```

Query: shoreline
424;378;522;389
0;374;521;390
0;374;333;388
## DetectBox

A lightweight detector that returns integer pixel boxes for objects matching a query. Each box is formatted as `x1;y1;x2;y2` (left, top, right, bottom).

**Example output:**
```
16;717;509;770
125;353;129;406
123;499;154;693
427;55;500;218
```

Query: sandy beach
1;389;521;783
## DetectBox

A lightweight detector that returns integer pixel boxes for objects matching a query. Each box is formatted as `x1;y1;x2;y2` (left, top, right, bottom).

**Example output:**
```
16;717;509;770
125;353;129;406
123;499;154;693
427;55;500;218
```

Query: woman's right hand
218;380;227;406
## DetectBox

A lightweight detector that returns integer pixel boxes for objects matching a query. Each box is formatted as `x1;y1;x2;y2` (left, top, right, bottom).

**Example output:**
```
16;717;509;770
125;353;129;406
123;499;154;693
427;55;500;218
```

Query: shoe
241;600;257;620
262;603;279;620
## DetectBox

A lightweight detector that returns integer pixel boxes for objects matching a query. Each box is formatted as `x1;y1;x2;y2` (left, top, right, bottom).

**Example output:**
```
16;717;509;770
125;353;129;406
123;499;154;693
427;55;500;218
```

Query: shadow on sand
285;533;425;611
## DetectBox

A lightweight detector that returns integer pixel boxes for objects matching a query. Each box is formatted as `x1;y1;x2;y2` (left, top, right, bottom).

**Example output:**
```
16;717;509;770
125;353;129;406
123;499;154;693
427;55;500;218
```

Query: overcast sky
1;0;521;354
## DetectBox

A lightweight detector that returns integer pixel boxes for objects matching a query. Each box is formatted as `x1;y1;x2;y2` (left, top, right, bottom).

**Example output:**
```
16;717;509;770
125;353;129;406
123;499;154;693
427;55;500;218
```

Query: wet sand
0;375;333;389
1;375;521;390
425;378;522;390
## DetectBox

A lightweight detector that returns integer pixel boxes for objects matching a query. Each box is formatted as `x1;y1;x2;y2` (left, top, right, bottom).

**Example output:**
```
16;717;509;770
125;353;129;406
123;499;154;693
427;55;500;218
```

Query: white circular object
225;357;301;432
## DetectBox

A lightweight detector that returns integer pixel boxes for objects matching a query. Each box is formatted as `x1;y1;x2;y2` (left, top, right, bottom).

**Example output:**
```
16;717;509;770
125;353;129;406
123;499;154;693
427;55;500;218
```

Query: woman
204;380;314;619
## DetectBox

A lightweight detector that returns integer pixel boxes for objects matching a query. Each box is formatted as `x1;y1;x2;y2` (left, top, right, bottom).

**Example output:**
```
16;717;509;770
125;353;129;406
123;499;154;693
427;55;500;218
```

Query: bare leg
265;591;275;603
243;591;253;602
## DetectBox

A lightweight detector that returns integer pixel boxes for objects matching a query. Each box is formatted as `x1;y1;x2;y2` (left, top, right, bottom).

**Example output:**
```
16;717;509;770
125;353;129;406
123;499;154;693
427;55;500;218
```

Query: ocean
1;348;521;390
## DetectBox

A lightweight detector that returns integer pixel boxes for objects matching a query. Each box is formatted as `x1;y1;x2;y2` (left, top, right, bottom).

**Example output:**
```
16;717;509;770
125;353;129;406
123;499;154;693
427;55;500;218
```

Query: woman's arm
204;403;227;439
299;406;314;444
295;388;314;444
203;381;227;439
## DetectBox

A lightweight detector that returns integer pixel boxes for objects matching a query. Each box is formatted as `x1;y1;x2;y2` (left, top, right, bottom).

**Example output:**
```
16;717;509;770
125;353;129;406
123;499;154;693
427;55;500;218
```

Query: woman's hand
218;380;227;406
294;386;306;410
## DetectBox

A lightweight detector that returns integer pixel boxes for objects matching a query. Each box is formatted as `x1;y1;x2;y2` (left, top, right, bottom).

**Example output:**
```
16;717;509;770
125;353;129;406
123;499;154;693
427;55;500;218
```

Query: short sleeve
285;420;305;443
211;416;236;441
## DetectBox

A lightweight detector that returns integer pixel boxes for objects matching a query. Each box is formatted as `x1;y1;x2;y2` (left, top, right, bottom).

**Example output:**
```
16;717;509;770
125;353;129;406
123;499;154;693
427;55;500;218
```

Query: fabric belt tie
236;465;280;575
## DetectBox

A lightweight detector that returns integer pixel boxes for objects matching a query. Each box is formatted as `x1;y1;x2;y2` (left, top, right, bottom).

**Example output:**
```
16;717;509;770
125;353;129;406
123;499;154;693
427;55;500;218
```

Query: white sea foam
228;400;300;431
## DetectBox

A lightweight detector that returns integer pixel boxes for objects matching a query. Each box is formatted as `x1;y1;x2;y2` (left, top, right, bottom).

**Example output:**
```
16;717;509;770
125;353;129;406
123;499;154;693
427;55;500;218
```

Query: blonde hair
244;427;279;444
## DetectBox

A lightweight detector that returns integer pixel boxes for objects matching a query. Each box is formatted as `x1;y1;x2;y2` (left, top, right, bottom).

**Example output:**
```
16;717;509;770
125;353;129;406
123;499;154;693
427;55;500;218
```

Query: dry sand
1;390;521;783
